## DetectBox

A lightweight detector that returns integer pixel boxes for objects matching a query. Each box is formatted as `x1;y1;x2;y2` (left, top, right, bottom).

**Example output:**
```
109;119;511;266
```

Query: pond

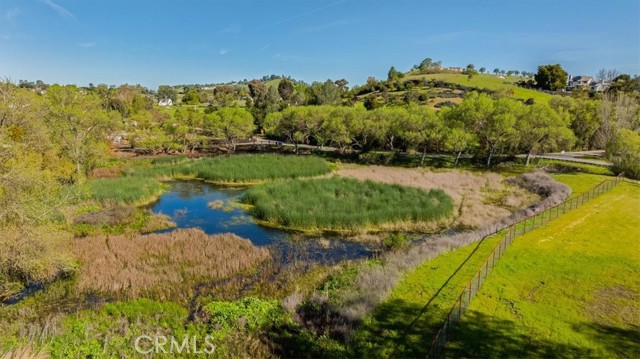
149;181;374;265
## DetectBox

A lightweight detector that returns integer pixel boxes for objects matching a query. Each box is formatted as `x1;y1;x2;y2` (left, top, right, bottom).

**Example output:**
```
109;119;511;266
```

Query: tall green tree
157;85;177;102
400;106;444;165
534;64;568;91
277;78;295;103
550;96;600;149
516;103;575;165
607;128;640;179
310;80;341;105
45;85;119;180
206;108;255;152
451;92;519;166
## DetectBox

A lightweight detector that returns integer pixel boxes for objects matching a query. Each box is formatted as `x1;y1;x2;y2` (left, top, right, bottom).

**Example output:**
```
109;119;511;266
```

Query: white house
567;75;594;90
567;75;609;92
158;98;173;106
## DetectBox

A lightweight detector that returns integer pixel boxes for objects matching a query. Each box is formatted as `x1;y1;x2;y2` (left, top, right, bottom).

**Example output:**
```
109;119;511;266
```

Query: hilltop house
158;98;173;106
567;75;609;92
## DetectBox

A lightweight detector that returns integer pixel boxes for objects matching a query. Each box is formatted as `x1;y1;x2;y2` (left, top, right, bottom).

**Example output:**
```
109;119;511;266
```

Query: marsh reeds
124;154;331;183
243;177;454;231
73;228;270;298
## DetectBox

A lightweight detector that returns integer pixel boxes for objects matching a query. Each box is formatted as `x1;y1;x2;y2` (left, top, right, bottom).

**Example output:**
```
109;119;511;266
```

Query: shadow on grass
446;311;638;358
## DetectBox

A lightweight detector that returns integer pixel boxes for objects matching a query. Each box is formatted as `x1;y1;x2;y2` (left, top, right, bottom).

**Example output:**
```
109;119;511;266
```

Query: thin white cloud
300;19;354;33
219;48;229;55
79;42;96;48
222;26;241;34
257;44;270;52
258;0;347;30
6;7;21;20
41;0;74;19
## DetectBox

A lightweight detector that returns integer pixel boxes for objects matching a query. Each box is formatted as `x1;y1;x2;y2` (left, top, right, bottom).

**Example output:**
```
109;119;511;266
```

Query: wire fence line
427;174;625;358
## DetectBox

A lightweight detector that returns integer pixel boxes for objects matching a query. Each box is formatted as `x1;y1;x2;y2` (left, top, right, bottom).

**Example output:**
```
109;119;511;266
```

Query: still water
149;181;373;264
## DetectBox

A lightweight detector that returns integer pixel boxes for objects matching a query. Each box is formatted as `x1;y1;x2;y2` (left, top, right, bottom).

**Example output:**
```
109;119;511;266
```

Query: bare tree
596;68;621;82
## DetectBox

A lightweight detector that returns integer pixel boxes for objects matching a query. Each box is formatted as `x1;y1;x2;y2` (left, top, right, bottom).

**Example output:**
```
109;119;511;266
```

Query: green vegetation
243;177;454;231
404;72;551;103
204;297;282;332
351;231;506;358
88;176;166;204
335;172;627;358
48;297;286;358
446;182;640;358
534;63;569;91
125;154;331;183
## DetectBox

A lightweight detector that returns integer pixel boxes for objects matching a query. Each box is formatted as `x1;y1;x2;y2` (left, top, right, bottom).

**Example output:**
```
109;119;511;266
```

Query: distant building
567;75;609;92
158;98;173;106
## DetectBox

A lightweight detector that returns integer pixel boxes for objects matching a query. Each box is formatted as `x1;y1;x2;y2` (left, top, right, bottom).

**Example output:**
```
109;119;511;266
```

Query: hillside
405;72;551;104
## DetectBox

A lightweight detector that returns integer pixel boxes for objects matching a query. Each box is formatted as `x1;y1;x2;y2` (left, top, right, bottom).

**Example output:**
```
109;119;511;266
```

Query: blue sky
1;0;638;88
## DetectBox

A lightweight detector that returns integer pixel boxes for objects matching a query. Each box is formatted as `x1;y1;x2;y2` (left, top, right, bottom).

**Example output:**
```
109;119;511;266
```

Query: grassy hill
405;72;551;104
264;78;282;89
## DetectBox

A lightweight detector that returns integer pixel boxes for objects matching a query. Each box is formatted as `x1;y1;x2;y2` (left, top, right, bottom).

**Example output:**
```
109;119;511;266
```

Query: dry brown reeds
72;206;135;226
0;346;49;359
72;228;270;298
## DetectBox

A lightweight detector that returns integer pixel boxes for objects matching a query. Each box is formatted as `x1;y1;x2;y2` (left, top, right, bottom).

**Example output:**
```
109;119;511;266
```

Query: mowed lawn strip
446;182;640;358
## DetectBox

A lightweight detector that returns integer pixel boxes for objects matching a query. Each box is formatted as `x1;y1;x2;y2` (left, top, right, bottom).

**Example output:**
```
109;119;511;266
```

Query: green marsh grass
87;176;166;204
124;154;331;183
243;177;454;231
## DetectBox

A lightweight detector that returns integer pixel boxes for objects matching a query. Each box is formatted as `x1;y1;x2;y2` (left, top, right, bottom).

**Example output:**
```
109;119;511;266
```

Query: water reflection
150;181;373;264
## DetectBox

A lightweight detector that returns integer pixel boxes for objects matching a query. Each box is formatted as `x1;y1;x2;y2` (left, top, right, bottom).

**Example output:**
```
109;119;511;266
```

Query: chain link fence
428;174;624;358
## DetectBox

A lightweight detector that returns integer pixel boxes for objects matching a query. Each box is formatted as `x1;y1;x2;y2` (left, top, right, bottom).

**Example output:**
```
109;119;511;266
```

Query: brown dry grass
0;346;48;359
72;228;270;298
337;166;537;229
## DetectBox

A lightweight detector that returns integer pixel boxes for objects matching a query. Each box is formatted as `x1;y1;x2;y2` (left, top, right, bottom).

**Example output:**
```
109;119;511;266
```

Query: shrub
0;226;76;301
204;297;282;332
383;232;410;251
607;129;640;179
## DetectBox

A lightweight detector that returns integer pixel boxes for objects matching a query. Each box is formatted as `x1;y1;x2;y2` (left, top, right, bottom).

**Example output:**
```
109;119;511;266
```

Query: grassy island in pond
89;154;331;203
243;177;454;232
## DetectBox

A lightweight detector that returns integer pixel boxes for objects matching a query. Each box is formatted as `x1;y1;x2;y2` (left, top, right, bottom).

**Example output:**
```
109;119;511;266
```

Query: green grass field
243;177;454;232
348;173;636;358
405;73;551;104
446;181;640;358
